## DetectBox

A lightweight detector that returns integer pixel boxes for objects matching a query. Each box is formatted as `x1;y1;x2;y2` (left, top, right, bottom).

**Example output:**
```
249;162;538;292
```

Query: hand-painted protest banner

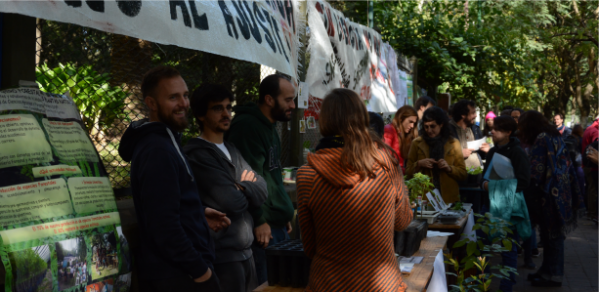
305;1;400;117
0;0;301;81
0;88;131;292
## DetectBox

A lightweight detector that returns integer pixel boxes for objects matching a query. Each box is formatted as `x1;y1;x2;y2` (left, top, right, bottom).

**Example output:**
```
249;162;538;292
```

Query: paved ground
489;218;598;292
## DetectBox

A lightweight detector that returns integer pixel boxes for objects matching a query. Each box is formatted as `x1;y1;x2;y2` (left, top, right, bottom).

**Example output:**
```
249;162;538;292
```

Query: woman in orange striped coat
297;89;413;292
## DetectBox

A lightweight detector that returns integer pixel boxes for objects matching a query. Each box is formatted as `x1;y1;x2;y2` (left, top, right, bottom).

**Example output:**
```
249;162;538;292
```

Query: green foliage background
332;0;598;123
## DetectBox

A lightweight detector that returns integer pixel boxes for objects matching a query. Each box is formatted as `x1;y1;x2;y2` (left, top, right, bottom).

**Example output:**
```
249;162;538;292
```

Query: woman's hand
417;158;437;169
437;159;452;172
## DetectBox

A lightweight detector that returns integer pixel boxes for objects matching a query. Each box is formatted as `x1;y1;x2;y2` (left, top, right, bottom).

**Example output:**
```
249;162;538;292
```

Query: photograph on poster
86;278;114;292
299;119;306;133
8;245;53;292
113;272;132;292
91;231;119;280
307;116;316;129
116;226;131;272
55;237;89;291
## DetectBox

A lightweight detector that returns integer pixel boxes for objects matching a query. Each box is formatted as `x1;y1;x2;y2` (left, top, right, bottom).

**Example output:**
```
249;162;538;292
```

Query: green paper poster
0;88;131;292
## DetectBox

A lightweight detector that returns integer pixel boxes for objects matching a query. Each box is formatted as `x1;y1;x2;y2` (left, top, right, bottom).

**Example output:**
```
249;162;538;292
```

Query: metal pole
368;1;374;28
290;1;308;167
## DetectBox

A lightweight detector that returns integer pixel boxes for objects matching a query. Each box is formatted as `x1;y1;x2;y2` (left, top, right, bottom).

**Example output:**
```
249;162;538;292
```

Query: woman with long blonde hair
384;105;419;173
296;88;412;292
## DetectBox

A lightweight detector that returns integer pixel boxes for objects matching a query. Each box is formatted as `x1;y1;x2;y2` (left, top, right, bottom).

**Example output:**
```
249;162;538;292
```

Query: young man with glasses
184;84;268;292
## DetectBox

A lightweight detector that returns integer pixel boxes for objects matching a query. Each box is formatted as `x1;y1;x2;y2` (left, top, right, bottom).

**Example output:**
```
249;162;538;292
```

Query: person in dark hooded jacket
183;84;267;292
481;116;530;292
118;67;229;292
225;74;295;284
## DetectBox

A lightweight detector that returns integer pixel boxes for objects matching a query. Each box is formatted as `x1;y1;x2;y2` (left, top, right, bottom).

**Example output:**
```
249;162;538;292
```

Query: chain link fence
35;19;283;194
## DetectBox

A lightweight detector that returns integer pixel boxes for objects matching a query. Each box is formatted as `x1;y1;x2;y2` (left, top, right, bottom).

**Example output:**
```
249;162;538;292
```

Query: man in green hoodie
225;74;296;284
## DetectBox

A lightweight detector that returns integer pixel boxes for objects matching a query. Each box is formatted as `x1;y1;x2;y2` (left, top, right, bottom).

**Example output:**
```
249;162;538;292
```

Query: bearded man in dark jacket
118;67;230;292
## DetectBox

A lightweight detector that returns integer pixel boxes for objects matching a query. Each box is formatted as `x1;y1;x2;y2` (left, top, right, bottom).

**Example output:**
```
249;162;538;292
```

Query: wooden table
402;235;449;292
253;236;449;292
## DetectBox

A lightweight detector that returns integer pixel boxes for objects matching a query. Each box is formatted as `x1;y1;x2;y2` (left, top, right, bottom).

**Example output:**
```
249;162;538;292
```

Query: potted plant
444;213;519;292
466;166;484;186
405;173;435;218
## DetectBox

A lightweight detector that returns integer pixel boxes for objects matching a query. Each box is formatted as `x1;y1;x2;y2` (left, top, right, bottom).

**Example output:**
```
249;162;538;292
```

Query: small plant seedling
405;173;435;203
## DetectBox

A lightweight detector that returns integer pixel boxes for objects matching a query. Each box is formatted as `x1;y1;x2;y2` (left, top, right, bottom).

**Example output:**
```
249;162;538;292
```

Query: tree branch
571;0;580;18
566;38;599;46
549;32;578;38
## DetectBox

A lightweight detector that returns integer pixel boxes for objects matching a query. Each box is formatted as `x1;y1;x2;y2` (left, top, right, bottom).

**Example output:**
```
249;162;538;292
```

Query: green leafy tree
371;0;597;121
8;248;48;286
36;63;129;142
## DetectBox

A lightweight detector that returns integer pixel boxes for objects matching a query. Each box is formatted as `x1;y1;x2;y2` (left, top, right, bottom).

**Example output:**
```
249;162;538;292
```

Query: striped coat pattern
297;147;413;292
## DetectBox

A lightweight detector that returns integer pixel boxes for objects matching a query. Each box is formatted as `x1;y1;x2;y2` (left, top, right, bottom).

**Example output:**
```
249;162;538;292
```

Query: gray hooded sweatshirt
183;138;267;264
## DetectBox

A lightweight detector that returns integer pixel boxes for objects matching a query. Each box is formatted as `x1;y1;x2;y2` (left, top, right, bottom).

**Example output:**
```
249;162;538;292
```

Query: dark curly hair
419;106;453;140
518;110;561;146
190;84;235;130
451;99;475;123
493;116;518;136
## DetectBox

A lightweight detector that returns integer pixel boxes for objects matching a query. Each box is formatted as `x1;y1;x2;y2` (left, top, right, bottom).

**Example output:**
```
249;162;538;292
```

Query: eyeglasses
210;105;233;114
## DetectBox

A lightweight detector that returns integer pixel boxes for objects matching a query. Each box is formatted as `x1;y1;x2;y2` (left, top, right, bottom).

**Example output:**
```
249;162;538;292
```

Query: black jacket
471;124;484;140
471;124;486;160
482;137;530;207
183;138;267;264
118;120;215;281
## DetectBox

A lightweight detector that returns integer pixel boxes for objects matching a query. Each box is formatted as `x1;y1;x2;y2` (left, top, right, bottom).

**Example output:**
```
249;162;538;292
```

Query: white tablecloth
460;212;477;242
426;249;447;292
427;211;476;292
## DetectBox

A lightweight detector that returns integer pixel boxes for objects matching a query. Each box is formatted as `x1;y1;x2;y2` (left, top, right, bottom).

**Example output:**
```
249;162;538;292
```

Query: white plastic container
415;210;440;224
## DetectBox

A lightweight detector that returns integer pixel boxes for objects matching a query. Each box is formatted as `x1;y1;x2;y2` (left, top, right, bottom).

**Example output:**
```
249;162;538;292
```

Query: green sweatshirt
225;102;294;229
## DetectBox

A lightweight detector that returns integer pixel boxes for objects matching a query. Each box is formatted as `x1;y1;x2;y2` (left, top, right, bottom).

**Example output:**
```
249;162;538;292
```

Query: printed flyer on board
0;88;131;292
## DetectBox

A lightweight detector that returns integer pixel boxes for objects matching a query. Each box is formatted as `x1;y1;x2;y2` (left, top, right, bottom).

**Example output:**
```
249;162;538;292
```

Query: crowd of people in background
59;260;87;286
119;66;596;292
382;98;594;290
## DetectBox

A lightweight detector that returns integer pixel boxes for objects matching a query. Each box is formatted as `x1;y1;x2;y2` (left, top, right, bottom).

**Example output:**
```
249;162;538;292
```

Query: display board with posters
305;1;400;118
0;88;131;292
0;0;302;82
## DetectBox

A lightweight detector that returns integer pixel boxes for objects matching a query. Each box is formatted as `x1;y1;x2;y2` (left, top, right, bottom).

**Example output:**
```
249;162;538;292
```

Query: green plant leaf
453;239;468;248
502;239;512;251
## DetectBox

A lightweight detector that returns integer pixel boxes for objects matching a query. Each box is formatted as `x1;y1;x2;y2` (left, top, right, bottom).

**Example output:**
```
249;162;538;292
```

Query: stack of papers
397;256;424;273
467;138;487;151
398;256;424;264
400;263;414;273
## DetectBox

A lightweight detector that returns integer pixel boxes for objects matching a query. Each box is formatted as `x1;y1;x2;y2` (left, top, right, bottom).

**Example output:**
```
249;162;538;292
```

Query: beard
465;117;475;127
212;118;231;133
157;104;189;132
270;99;292;122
